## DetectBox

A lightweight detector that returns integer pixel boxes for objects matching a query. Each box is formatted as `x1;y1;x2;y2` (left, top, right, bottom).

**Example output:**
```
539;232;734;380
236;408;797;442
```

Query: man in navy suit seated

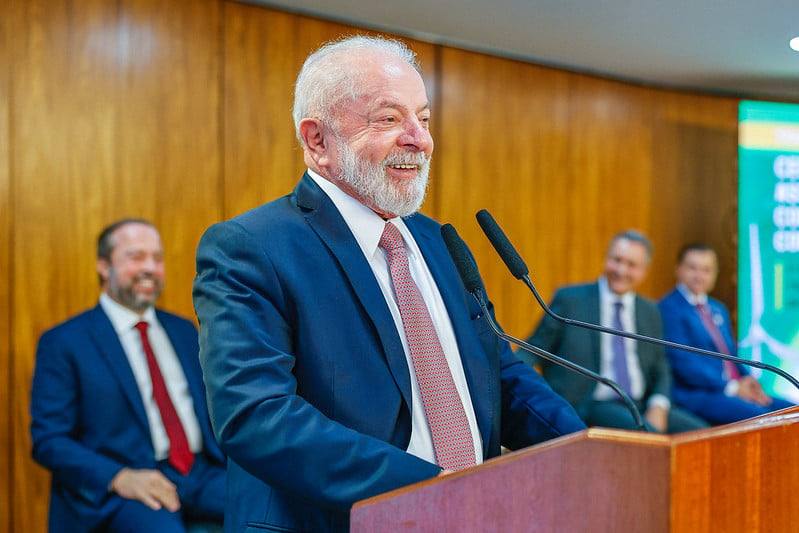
659;243;793;425
192;35;586;533
31;218;225;533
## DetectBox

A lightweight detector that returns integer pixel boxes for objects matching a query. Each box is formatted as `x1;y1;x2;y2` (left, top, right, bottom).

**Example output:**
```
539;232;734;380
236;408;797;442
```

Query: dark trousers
585;399;710;433
105;454;225;533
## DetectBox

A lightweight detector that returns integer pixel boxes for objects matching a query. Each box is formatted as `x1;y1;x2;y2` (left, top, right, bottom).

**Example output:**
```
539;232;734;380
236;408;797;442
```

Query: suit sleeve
30;329;126;506
659;298;730;392
639;303;672;401
193;222;440;512
498;345;587;450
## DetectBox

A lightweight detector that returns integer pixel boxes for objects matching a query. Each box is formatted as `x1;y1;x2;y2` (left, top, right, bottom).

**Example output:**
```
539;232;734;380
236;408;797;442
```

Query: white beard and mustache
333;135;431;218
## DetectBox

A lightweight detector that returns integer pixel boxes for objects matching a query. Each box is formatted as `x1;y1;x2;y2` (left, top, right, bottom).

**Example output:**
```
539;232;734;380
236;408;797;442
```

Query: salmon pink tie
379;222;476;470
135;321;194;475
695;303;740;379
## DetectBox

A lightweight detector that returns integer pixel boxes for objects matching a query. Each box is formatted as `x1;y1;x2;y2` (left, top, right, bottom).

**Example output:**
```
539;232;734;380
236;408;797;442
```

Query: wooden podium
351;406;799;532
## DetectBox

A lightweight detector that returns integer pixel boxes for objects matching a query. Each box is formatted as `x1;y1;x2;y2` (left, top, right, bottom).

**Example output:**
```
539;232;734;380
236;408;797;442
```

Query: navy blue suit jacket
193;173;585;533
659;289;749;401
30;305;224;532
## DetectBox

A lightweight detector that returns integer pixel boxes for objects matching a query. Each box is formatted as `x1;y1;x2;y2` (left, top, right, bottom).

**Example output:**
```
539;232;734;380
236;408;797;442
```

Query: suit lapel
158;311;223;460
586;284;603;370
87;306;150;433
405;217;492;447
295;174;414;407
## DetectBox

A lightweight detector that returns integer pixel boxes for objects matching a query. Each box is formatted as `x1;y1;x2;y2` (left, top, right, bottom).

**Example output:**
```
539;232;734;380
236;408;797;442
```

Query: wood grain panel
565;76;655;295
11;1;222;531
671;413;799;531
1;0;12;531
648;91;739;312
5;1;747;529
437;45;739;340
222;4;437;220
437;47;573;337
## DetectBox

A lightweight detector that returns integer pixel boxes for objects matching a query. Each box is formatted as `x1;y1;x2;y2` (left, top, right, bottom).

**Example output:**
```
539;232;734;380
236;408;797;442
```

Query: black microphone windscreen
475;209;529;280
441;224;484;293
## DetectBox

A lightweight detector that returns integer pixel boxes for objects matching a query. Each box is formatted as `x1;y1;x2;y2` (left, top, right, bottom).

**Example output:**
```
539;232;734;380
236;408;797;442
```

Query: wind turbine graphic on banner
738;223;799;377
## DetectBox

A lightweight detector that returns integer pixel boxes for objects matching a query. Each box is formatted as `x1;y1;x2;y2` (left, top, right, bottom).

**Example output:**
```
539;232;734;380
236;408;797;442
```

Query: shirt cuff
725;379;740;397
647;394;671;410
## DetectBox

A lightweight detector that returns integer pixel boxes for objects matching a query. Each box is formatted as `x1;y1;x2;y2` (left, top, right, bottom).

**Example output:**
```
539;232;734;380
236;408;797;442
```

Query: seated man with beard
192;35;586;533
31;218;225;533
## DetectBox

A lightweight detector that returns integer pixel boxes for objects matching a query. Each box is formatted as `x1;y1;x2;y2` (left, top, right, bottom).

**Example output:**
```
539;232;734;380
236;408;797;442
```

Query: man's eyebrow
372;99;430;113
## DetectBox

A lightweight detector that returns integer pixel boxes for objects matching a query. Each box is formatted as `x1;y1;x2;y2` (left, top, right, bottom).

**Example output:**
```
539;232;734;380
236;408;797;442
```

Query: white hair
292;35;419;144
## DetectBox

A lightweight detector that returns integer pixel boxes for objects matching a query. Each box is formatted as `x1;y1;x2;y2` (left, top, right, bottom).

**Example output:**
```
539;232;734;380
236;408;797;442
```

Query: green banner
738;100;799;402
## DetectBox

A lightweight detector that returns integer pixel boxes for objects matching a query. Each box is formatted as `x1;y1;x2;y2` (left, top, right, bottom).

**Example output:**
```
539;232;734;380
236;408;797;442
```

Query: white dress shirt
594;277;669;409
100;293;203;459
308;169;484;465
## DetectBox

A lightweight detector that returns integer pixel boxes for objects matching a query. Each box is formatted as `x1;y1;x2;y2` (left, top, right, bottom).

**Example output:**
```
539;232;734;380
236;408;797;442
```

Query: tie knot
379;222;405;254
135;321;149;334
614;301;624;311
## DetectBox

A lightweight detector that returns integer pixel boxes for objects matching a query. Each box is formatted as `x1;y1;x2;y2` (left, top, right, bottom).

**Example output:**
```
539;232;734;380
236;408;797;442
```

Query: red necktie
695;303;740;380
135;321;194;475
380;222;476;470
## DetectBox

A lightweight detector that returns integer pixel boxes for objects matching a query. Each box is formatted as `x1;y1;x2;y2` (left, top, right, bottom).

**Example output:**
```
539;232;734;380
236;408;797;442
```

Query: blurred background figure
30;218;225;533
522;230;709;433
659;243;793;425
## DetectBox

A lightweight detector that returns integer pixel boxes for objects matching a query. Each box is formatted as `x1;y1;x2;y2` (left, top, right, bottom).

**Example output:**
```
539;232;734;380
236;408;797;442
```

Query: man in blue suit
192;35;585;533
31;219;225;533
659;243;793;424
522;231;708;434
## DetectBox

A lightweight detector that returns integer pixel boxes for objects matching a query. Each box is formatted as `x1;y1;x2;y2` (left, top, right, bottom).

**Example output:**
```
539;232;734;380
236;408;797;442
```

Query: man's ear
97;258;110;285
299;118;327;156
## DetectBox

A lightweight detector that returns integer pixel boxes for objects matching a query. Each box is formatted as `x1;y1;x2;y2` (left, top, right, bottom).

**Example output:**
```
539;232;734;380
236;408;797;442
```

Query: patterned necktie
695;303;740;379
135;321;194;475
612;301;632;395
379;222;476;470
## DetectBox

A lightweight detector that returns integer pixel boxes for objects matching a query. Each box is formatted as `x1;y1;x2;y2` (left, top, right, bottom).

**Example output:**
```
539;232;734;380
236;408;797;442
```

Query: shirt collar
677;283;707;306
598;276;635;306
100;292;157;334
307;168;414;259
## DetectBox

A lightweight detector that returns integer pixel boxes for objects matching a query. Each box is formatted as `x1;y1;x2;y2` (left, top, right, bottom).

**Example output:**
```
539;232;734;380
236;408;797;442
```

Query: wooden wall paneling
222;4;319;219
3;0;749;528
12;1;222;531
648;91;739;310
1;0;12;531
221;4;437;221
122;0;223;319
565;76;657;297
436;47;573;337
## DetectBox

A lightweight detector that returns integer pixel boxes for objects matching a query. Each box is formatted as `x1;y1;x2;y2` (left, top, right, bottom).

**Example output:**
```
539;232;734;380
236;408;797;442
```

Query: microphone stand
472;287;648;432
441;223;649;432
475;208;799;394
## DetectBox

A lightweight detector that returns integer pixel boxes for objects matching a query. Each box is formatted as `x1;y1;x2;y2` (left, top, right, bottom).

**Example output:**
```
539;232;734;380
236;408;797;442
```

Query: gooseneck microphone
440;223;648;431
474;208;799;393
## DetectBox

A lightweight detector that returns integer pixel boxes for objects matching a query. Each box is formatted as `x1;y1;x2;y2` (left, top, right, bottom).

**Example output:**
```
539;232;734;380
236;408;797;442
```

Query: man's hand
736;376;772;406
644;405;668;433
110;468;181;512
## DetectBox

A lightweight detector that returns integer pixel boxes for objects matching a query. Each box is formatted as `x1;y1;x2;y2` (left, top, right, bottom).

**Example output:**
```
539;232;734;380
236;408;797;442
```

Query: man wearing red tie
659;243;793;425
31;219;225;533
